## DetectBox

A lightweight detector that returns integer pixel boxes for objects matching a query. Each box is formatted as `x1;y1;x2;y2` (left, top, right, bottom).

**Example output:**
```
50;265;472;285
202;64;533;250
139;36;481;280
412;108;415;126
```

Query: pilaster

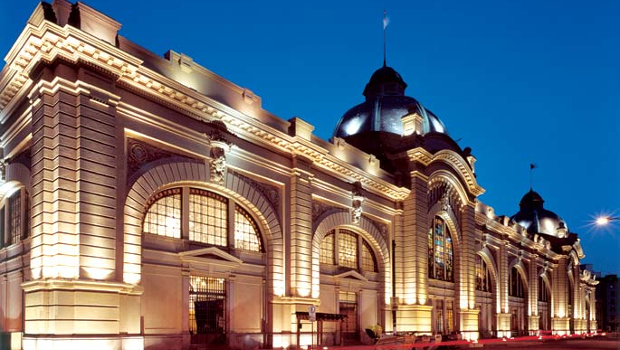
289;156;314;298
396;304;432;334
528;256;538;333
496;313;511;338
457;203;478;340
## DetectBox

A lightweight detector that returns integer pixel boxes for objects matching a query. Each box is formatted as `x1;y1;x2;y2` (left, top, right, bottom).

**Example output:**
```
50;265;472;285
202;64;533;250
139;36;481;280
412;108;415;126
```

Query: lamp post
595;216;620;226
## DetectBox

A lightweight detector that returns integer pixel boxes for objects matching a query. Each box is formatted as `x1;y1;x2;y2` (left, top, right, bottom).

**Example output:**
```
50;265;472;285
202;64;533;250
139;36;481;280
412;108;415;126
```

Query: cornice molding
0;19;409;201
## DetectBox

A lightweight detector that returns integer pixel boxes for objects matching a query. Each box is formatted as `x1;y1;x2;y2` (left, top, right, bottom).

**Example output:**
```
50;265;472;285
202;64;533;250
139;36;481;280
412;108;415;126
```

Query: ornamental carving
440;192;451;212
312;201;334;223
234;171;280;212
210;147;227;184
351;181;364;224
206;121;234;185
127;138;197;181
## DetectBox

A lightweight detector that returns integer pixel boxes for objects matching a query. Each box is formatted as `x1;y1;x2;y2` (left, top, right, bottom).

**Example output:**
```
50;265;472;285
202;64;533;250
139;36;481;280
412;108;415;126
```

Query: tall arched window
319;228;377;272
428;216;453;281
538;276;550;302
476;255;493;292
509;267;525;298
143;187;263;252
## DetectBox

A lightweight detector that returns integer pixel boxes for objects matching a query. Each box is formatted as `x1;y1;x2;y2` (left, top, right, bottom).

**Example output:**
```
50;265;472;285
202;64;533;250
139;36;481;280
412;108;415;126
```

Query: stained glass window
320;233;334;265
234;205;262;252
143;188;181;238
189;189;228;246
428;217;453;281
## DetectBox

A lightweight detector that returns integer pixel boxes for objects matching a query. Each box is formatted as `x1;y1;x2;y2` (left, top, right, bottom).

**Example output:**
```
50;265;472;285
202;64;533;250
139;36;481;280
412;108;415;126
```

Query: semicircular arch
123;161;283;293
311;210;390;299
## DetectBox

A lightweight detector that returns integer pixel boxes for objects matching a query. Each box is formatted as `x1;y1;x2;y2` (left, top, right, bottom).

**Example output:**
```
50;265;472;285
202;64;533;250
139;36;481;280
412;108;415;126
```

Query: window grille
9;191;21;244
320;233;334;265
143;188;181;238
476;255;493;292
361;240;377;272
234;205;262;252
338;230;358;269
189;189;227;246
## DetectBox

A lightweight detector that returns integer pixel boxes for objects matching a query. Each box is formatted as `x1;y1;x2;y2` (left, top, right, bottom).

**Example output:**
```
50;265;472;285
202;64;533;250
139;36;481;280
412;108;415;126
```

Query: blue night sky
2;1;619;274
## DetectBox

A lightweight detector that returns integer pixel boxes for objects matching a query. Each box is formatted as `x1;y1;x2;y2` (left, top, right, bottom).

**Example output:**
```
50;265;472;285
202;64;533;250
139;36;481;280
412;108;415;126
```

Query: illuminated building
0;1;599;349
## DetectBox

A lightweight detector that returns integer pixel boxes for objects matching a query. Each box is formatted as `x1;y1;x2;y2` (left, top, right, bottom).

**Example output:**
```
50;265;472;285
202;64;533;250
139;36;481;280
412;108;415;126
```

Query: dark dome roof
333;65;447;138
510;190;569;238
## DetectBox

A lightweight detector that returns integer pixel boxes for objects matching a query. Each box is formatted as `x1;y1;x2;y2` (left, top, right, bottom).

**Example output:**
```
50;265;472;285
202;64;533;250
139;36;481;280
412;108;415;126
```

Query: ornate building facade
0;1;598;349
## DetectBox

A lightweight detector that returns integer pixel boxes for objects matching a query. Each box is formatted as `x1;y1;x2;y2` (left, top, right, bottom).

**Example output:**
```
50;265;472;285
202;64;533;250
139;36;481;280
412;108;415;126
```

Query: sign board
309;305;316;321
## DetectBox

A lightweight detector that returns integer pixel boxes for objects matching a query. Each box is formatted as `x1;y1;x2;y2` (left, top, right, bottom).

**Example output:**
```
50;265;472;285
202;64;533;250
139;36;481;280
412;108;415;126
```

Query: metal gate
189;276;226;345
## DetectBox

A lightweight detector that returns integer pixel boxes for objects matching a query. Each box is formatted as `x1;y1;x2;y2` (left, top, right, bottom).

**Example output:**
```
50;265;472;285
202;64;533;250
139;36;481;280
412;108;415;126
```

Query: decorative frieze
127;138;198;181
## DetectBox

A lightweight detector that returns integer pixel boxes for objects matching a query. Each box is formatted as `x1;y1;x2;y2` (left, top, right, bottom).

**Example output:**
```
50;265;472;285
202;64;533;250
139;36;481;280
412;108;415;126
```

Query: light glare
596;216;610;225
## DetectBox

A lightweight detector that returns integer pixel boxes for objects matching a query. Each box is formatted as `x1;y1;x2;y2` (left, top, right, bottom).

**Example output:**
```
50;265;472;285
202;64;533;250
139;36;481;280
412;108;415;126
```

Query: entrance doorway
189;276;226;345
339;291;358;343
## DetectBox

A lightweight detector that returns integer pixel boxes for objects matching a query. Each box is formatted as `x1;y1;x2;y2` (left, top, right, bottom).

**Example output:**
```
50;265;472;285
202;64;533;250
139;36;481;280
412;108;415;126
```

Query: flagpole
383;10;387;67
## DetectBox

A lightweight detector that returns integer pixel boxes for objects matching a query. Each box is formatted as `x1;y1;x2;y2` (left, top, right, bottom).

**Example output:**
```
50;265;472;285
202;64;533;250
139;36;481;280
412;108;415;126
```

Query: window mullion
20;188;26;240
334;229;340;266
228;201;235;248
357;236;362;271
182;187;190;240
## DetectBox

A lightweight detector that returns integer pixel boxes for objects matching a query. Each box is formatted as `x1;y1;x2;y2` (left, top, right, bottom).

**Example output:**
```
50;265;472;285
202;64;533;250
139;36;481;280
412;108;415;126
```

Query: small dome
333;65;447;139
510;190;569;238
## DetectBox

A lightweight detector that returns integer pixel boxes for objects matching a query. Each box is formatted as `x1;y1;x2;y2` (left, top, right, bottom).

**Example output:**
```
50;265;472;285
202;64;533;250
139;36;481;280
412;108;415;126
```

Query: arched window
361;240;378;272
428;216;453;281
509;266;525;298
538;276;550;302
319;228;377;272
476;255;493;292
234;206;262;251
143;187;263;252
143;188;182;238
320;233;334;264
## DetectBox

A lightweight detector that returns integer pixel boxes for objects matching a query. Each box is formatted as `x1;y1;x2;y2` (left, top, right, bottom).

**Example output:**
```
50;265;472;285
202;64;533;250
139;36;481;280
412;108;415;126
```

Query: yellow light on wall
274;280;285;297
83;267;114;280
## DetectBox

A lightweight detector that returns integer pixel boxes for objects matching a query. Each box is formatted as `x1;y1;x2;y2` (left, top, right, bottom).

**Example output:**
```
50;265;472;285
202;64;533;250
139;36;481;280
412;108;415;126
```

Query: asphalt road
475;337;620;349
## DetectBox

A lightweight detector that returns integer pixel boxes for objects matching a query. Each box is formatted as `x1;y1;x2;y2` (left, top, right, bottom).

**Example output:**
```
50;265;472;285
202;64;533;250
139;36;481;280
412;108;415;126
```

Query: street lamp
595;216;620;226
